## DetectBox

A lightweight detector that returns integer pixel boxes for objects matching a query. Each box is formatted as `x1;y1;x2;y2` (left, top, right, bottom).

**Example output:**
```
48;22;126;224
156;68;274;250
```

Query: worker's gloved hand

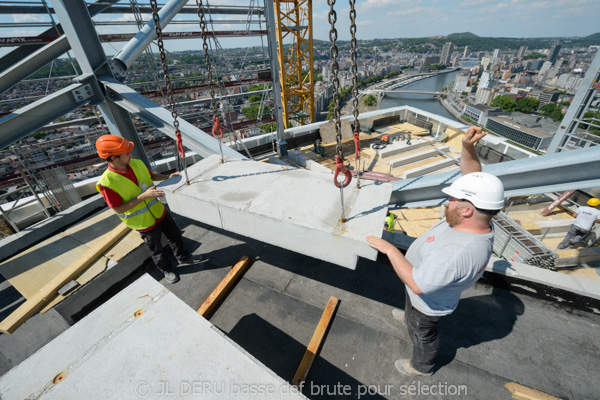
463;126;487;148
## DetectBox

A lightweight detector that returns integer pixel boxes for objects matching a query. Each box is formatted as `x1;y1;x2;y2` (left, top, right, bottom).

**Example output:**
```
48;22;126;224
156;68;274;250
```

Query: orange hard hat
96;135;134;159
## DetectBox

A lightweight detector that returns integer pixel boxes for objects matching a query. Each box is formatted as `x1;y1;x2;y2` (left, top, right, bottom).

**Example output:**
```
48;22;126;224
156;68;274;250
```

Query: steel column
265;0;287;156
52;0;148;165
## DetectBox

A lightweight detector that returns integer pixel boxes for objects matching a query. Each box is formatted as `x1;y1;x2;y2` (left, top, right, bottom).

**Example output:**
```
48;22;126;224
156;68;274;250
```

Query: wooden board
0;208;143;310
197;256;252;318
0;223;130;334
292;296;340;386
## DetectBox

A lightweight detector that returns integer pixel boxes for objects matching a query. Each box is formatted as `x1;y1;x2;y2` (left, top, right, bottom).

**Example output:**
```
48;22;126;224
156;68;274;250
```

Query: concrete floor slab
377;139;429;158
159;155;392;270
0;275;307;399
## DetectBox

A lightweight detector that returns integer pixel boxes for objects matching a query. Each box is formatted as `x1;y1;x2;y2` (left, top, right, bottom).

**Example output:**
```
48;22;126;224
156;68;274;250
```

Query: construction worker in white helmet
367;126;504;377
556;198;600;249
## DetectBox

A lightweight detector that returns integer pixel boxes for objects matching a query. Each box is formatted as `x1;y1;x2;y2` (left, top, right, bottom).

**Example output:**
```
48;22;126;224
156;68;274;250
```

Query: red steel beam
0;30;267;47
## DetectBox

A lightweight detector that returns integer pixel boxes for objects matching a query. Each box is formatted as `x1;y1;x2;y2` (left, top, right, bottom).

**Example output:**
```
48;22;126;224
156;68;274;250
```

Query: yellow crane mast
273;0;314;128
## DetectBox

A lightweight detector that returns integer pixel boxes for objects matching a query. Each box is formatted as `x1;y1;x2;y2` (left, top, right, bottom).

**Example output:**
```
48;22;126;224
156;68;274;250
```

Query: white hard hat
441;172;504;210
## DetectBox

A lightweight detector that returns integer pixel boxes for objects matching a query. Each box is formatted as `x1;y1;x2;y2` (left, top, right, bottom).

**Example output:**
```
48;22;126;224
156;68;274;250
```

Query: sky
0;0;599;57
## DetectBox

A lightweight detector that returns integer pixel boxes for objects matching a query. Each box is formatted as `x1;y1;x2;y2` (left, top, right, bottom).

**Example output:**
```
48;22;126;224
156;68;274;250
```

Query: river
379;61;479;121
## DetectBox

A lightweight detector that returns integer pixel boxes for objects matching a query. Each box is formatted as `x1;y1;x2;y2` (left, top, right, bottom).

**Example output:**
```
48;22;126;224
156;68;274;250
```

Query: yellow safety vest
385;214;395;232
96;158;165;230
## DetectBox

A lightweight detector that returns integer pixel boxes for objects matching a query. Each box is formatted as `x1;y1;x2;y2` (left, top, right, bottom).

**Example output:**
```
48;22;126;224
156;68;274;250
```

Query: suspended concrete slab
160;155;392;269
0;274;308;399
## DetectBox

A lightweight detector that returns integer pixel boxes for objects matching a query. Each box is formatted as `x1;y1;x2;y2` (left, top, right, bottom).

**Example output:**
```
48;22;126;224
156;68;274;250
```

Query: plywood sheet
0;208;143;309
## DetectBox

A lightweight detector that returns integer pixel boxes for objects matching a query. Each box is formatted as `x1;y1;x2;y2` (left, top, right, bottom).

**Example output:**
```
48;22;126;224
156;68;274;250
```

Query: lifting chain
349;0;361;189
328;0;351;223
196;0;224;163
150;0;189;184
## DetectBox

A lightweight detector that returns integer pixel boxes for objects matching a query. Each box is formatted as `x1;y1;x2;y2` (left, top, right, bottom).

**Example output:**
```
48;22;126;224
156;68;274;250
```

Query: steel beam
53;0;148;165
102;79;246;160
0;0;119;76
0;5;264;15
111;0;188;75
0;78;103;150
390;146;600;209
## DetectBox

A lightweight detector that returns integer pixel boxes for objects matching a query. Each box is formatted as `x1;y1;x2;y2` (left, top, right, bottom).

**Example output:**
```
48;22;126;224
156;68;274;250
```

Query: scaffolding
493;211;559;270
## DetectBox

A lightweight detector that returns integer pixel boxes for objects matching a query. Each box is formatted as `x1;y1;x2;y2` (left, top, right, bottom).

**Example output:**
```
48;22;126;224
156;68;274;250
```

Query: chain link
150;0;180;135
349;0;360;134
328;0;342;160
150;0;188;183
196;0;218;120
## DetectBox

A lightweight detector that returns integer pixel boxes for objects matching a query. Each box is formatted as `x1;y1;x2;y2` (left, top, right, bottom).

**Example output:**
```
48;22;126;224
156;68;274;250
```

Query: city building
485;114;554;151
538;91;560;104
463;46;471;58
462;104;503;126
493;49;501;59
475;87;496;105
453;74;470;93
548;43;562;63
440;42;453;66
517;46;528;58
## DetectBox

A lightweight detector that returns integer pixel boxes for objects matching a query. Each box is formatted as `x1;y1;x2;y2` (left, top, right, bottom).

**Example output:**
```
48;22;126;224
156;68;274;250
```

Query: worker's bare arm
461;126;486;175
366;236;423;294
112;186;165;214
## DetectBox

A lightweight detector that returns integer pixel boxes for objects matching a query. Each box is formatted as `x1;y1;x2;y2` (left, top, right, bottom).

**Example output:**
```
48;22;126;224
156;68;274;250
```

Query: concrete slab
159;155;392;270
0;275;307;399
388;146;449;168
376;139;429;158
401;158;457;179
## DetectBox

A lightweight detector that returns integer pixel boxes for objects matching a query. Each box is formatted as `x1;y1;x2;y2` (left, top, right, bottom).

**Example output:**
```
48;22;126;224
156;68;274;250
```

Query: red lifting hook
212;116;223;138
353;131;360;158
333;155;352;188
175;129;185;158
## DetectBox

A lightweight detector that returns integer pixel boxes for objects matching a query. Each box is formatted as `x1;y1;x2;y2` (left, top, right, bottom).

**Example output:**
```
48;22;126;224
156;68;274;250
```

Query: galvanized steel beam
390;146;600;209
0;77;103;150
53;0;148;165
102;79;246;160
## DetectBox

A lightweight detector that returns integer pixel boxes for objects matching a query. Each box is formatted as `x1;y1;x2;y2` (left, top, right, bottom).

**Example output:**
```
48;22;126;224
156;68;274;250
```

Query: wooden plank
504;382;562;400
292;296;340;386
197;255;251;318
0;223;130;334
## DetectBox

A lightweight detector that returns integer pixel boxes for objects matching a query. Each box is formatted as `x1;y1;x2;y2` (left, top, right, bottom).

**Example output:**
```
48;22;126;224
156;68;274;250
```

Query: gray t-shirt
405;219;494;316
573;206;600;231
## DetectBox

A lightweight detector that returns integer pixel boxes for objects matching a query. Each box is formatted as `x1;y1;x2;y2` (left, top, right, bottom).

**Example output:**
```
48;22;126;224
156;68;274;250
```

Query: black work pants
139;210;187;273
405;291;443;374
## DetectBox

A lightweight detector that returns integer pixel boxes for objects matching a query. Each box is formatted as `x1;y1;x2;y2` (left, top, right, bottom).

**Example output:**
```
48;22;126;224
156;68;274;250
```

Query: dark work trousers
557;224;588;248
139;210;187;273
405;291;444;374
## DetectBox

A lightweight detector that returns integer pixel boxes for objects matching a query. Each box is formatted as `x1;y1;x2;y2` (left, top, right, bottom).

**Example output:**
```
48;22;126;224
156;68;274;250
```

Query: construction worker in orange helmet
366;126;504;377
95;135;201;284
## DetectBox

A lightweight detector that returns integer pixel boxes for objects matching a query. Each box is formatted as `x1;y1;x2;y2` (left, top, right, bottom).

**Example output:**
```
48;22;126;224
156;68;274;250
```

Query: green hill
584;32;600;39
448;32;479;38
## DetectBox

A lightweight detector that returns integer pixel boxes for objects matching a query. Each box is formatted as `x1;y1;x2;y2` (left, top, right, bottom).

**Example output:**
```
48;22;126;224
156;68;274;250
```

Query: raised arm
461;126;486;175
